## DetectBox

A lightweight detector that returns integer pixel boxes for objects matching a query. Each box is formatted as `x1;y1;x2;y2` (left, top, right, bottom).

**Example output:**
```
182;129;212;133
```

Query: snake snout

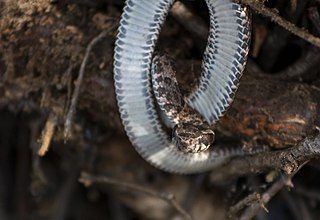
172;124;215;153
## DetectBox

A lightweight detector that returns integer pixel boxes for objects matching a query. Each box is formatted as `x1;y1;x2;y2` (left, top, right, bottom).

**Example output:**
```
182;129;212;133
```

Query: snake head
172;123;215;153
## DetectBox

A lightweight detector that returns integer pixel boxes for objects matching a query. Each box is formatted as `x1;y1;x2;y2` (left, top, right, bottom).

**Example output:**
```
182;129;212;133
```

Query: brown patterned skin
151;55;215;153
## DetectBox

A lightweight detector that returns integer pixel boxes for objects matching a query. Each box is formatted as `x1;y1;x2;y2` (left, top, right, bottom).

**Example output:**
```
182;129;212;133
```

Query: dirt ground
1;0;320;219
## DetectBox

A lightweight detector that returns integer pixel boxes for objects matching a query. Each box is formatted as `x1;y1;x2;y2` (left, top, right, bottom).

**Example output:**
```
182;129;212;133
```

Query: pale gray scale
115;83;149;91
114;74;148;82
211;48;241;63
118;32;155;46
208;0;231;7
117;26;154;40
114;64;149;74
199;60;236;103
119;21;151;34
214;6;242;13
117;92;151;100
213;2;236;9
196;94;224;121
205;70;238;103
115;88;149;97
215;32;246;44
118;105;151;115
133;0;162;14
126;0;163;17
118;103;151;112
115;75;149;83
204;81;231;110
189;89;219;121
116;42;153;54
119;20;158;35
211;57;240;83
214;38;245;51
119;25;151;38
187;0;250;124
115;89;147;98
213;11;241;19
210;12;239;21
208;48;243;76
125;2;159;17
124;105;154;114
214;27;246;37
114;46;150;59
122;11;154;25
188;81;228;123
114;49;149;61
213;54;245;81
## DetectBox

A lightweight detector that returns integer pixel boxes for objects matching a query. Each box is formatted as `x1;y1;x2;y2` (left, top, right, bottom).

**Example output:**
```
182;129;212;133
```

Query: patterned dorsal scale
151;55;215;153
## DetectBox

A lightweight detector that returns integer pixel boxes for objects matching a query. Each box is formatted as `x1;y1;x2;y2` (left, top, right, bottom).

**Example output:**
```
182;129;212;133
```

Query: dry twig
238;0;320;48
79;172;193;220
38;113;58;156
237;161;308;220
64;25;117;140
228;193;264;219
210;135;320;182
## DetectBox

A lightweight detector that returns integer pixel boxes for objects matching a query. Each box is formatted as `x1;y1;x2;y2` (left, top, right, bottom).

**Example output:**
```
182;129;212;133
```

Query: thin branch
237;0;320;48
228;193;264;219
210;135;320;182
64;25;117;140
79;172;193;220
238;161;308;220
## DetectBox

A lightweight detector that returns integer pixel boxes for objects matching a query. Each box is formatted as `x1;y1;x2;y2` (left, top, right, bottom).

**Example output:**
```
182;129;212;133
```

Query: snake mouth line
113;0;251;174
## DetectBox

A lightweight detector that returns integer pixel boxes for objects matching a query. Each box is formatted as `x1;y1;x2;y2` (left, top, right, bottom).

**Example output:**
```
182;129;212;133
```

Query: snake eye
201;131;215;146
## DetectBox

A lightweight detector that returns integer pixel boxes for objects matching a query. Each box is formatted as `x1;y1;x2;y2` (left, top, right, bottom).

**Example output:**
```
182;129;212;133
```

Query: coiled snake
114;0;253;174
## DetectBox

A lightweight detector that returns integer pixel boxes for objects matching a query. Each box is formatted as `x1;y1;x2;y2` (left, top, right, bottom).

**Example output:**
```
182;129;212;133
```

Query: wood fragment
38;113;57;156
228;193;262;219
219;73;320;148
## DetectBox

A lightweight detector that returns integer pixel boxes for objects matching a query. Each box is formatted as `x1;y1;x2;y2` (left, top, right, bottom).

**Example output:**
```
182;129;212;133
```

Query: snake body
114;0;252;174
151;55;215;153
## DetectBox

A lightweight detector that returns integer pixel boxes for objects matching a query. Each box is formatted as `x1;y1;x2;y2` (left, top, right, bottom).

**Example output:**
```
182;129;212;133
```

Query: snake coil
114;0;251;174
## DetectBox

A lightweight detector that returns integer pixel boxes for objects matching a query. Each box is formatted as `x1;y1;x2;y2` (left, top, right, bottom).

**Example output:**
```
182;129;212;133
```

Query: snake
113;0;253;174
